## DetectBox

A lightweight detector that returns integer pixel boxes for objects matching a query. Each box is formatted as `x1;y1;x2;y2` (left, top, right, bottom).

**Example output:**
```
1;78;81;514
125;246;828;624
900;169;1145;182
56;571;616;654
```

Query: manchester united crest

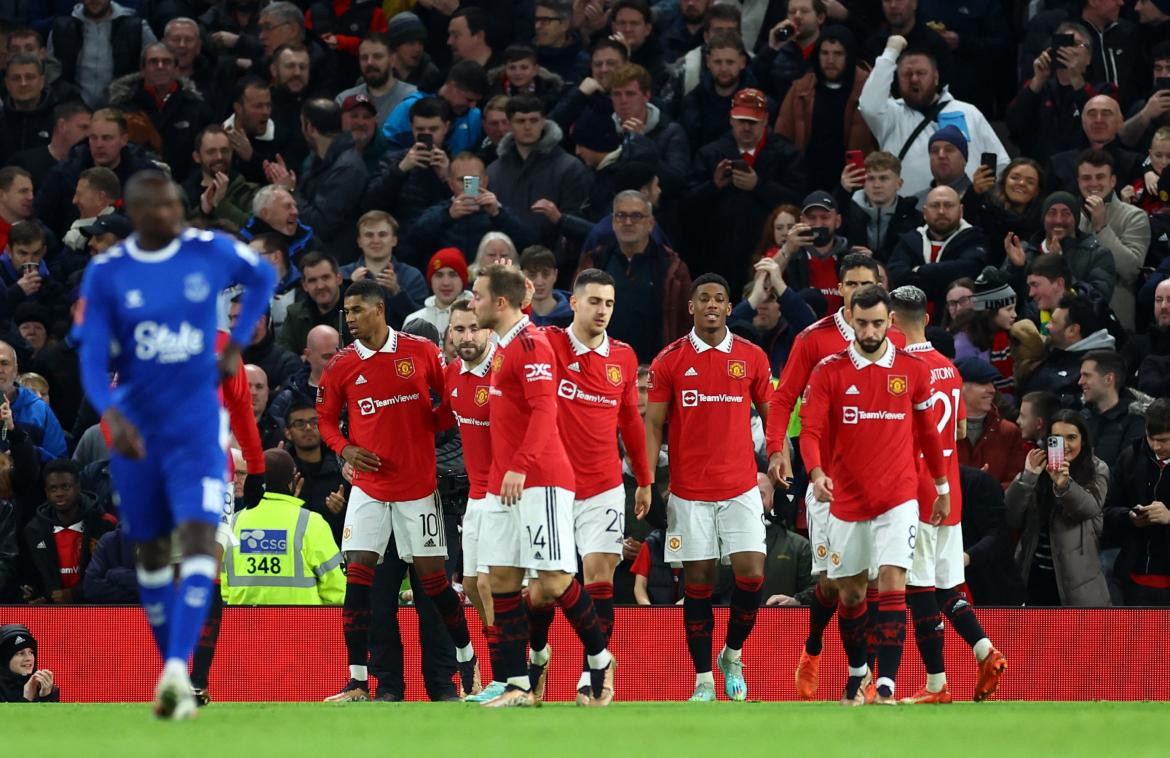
395;358;415;378
727;359;747;379
491;354;503;373
888;374;908;396
474;385;490;407
668;536;682;551
816;544;827;559
606;364;623;386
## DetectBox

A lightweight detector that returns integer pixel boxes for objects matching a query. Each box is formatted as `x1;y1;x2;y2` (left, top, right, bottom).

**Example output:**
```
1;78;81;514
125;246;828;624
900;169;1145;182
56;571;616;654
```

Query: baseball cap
801;190;836;214
729;88;768;122
956;358;1001;385
341;93;377;115
80;214;133;239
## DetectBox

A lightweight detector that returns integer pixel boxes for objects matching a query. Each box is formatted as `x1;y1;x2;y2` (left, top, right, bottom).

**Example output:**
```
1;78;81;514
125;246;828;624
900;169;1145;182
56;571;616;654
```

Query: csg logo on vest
240;530;288;554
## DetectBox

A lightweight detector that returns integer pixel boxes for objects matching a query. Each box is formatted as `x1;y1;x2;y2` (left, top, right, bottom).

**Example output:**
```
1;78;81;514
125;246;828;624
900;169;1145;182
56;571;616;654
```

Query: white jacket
404;291;472;338
859;46;1009;198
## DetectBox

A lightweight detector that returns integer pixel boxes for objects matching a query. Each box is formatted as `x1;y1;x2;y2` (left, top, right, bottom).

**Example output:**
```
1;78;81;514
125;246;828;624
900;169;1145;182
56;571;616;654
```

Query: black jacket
0;501;18;602
34;141;160;237
836;191;922;262
1045;140;1143;195
678;67;768;152
0;91;59;163
1081;389;1151;472
291;445;346;547
243;324;302;393
82;526;138;604
1104;439;1170;588
959;465;1025;605
887;224;988;309
107;72;209;180
1005;78;1097;164
20;496;117;602
296;133;369;264
49;12;145;92
362;147;452;229
1018;328;1118;405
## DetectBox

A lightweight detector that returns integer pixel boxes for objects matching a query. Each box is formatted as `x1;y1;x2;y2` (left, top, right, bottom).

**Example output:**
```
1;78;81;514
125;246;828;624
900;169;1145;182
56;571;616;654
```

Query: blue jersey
72;229;276;441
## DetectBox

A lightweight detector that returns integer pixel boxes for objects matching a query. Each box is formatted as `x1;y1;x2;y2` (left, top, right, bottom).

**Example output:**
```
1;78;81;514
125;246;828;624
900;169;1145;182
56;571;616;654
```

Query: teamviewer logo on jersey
358;397;376;415
682;389;699;407
843;406;859;424
240;530;288;554
558;379;578;400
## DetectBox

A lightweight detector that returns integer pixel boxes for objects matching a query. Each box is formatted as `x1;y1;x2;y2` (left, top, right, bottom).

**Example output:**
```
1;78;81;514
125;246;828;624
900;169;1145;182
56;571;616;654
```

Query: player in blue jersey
72;172;276;720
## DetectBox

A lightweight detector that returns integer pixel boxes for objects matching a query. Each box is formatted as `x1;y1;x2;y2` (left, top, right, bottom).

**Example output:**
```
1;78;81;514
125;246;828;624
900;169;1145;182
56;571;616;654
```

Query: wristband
935;482;950;496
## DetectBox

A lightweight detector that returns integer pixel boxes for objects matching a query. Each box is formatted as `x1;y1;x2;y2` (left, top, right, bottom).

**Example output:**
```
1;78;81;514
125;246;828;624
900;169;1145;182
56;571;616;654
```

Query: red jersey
766;309;905;456
436;343;496;500
53;523;84;590
800;343;945;521
648;329;772;501
216;330;264;477
317;330;445;501
905;342;965;525
544;327;651;499
488;317;574;493
806;255;843;313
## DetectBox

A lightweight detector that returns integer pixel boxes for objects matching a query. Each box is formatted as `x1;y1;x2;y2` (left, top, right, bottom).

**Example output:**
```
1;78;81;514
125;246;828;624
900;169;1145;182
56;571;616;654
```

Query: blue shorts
110;427;228;542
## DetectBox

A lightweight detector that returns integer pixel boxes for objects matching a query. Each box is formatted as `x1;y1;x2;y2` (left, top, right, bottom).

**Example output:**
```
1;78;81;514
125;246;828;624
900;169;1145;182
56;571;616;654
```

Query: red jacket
957;404;1028;490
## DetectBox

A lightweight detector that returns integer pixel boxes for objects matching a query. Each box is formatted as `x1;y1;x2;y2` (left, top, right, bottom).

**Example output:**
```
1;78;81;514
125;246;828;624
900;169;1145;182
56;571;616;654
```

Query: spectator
278;251;346;356
1078;349;1150;470
7;101;92;189
941;276;976;330
1120;126;1170;217
244;364;284;450
107;41;207;180
547;36;628;140
6;26;81;106
335;33;418;128
1046;95;1143;194
958;464;1025;606
915;124;990;210
752;0;828;104
269;326;339;430
222;448;344;605
0;54;64;164
1002;191;1117;308
1136;1;1170;77
340;211;427;330
467;231;516;279
611;0;668;88
1018;390;1062;450
778;191;856;312
1023;253;1076;336
1077;0;1141;103
47;0;157;108
1006;409;1111;607
488;44;565;115
199;0;263;70
519;246;572;328
858;35;1006;199
887;185;988;312
952;267;1017;395
0;339;65;463
447;6;498;69
774;25;875;194
15;309;52;363
955;357;1028;489
1075;149;1149;331
751;203;800;262
574;160;671;251
631;529;682;605
282;400;347;547
532;0;582;86
476;95;510;166
487;95;592;250
268;43;316;173
1019;293;1117;404
382;60;488;156
0;624;59;702
62;166;118;254
1105;397;1170;606
0;168;37;255
685;87;803;295
754;475;815;606
660;0;711;65
862;0;955;91
1127;279;1170;398
228;299;301;394
1119;41;1170;150
678;30;756;152
21;459;116;604
256;2;338;95
836;149;923;263
0;487;19;600
224;77;289;185
162;16;236;120
240;185;315;271
182;125;261;230
672;2;743;100
304;0;389;91
387;12;442;94
340;93;391;174
966;157;1044;268
405;248;472;336
363;96;454;230
609;63;690;191
728;254;817;375
578;189;691;361
78;213;131;259
82;524;138;603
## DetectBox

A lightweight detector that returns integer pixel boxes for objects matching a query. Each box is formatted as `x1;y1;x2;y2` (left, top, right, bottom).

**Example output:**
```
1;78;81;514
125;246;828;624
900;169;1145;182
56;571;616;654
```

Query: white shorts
907;522;966;589
341;486;448;563
805;488;831;573
574;485;625;557
462;497;489;577
480;486;577;573
665;487;767;564
826;501;918;580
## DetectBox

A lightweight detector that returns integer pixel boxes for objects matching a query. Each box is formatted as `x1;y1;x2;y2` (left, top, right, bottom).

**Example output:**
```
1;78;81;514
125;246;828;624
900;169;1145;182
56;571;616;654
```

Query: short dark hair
251;232;289;263
1076;148;1115;173
690;272;730;297
285;400;316;421
1153;40;1170;65
574;268;616;291
344;277;385;304
705;29;745;55
79;166;121;199
1057;293;1100;336
1027;253;1070;285
536;0;571;18
410;95;454;123
0;166;31;191
450;298;474;315
194;123;229;152
479;263;528;308
706;4;742;25
838;252;880;280
505;94;544;118
6;52;44;74
519;245;557;273
234;75;270;104
592;35;631;61
8;220;45;248
612;0;651;24
7;27;43;47
850;284;892;312
299;249;339;275
446;60;489;98
43;458;80;483
1146;397;1170;436
301;98;341;135
504;44;537;64
1021;391;1060;423
52;100;90;128
360;32;392;53
452;6;488;37
1083;349;1126;388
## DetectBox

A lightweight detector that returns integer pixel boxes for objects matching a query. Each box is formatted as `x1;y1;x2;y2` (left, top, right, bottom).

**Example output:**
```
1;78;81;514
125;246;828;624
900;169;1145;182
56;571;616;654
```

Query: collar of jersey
497;315;531;348
461;341;495;376
568;325;610;357
124;234;181;263
849;341;896;369
903;341;934;354
687;328;733;354
353;330;399;360
832;308;854;341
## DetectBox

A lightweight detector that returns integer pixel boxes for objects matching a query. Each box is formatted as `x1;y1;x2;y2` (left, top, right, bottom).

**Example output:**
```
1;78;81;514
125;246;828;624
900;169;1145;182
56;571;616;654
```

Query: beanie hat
572;105;622;153
0;624;36;666
12;302;50;328
1041;190;1081;221
929;124;968;161
972;266;1015;312
387;11;427;48
428;247;469;289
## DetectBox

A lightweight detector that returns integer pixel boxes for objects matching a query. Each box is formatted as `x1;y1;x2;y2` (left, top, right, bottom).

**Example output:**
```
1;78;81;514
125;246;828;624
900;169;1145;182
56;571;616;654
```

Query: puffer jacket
886;222;988;308
108;72;208;180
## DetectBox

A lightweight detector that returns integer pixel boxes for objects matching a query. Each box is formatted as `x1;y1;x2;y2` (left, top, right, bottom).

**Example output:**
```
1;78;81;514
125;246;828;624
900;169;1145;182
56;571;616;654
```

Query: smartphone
1046;435;1065;472
416;132;434;148
810;226;832;247
730;159;749;172
776;25;794;42
21;262;38;276
1050;33;1074;71
980;152;998;176
1157;77;1170;93
844;150;865;173
463;175;480;197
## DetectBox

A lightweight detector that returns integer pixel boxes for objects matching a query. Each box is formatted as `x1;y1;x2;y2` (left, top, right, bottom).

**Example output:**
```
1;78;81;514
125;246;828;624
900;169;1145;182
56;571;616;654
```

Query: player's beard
457;342;485;362
856;335;886;355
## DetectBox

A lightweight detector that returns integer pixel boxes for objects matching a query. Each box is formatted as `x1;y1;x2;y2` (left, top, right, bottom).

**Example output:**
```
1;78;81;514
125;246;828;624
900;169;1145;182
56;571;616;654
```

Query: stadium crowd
1;0;1170;662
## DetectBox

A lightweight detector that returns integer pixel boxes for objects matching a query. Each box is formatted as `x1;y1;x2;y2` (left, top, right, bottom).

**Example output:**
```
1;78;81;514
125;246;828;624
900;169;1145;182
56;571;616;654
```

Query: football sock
865;586;880;675
837;598;868;671
189;580;223;689
725;575;764;651
937;586;992;659
493;591;530;690
556;578;609;662
526;594;556;655
684;583;714;675
805;583;836;656
165;554;217;667
874;590;907;697
137;565;174;660
907;585;946;683
583;582;615;673
418;570;473;650
342;562;375;681
485;625;504;685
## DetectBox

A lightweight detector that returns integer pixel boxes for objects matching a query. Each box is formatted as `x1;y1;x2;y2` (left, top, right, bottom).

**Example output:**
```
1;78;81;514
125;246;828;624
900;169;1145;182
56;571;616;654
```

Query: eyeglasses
946;295;973;309
614;211;649;223
534;15;565;24
258;21;290;33
288;418;319;430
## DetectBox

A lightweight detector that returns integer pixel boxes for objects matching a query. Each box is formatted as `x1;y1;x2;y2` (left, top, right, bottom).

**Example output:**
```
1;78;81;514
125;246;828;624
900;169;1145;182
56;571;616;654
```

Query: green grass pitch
6;702;1165;757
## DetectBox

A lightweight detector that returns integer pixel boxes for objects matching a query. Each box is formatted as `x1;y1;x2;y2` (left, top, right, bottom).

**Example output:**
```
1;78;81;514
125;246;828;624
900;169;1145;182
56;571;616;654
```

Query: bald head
304;325;340;376
245;364;269;416
1083;94;1122;147
0;340;18;394
1156;279;1170;329
124;170;176;210
264;448;297;494
923;185;963;239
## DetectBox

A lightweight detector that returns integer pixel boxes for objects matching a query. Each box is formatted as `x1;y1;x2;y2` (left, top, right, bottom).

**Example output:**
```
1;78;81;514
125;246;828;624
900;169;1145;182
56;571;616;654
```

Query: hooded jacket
838;191;923;262
1080;389;1153;471
1019;328;1118;404
0;252;69;336
9;385;67;462
21;495;117;602
296;132;369;264
48;2;156;107
82;526;138;604
0;624;60;703
0;90;59;163
34;139;160;237
887;221;988;307
679;66;766;152
404;291;473;338
621;103;691;191
108;71;208;180
529;290;574;329
1104;438;1170;592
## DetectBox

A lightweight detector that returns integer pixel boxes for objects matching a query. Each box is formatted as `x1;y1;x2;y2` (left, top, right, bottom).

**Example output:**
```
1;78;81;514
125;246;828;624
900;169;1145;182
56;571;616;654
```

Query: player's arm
798;365;832;501
220;339;266;505
750;350;771;430
500;347;559;501
433;365;456;432
618;364;652;487
425;344;446;431
640;400;668;520
315;362;375;472
765;333;812;478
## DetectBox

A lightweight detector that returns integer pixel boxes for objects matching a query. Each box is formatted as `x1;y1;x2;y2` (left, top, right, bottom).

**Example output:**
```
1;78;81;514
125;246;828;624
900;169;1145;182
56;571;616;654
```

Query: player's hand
765;594;799;606
242;473;265;509
930;492;950;526
767;452;793;489
1024;447;1047;475
103;407;145;459
811;473;833;502
634;484;652;520
325;484;347;514
500;470;525;505
342;445;381;473
218;341;244;381
341;462;355;483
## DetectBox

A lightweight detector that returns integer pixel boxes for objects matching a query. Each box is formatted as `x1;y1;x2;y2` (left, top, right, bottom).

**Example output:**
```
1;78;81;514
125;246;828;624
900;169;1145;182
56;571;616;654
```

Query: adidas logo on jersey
684;367;698;377
355;375;368;385
451;388;459;397
845;385;860;395
567;362;581;372
424;539;436;547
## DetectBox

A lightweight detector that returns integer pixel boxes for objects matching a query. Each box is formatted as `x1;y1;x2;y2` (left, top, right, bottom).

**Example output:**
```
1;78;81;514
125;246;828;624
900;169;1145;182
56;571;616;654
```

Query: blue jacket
10;385;66;461
83;527;138;604
529;290;574;328
382;91;483;156
406;200;532;266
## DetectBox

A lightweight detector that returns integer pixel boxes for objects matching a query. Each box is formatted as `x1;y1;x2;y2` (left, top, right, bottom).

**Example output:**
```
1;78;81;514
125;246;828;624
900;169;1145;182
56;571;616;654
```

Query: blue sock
165;555;218;666
137;565;175;660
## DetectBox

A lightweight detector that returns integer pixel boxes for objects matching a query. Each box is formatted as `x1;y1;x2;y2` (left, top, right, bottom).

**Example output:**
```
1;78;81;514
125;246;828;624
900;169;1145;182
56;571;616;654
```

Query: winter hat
1041;191;1081;221
972;266;1015;312
428;247;469;288
572;106;622;153
387;12;428;48
12;302;50;329
0;624;36;666
402;318;442;347
956;357;1000;385
929;125;968;161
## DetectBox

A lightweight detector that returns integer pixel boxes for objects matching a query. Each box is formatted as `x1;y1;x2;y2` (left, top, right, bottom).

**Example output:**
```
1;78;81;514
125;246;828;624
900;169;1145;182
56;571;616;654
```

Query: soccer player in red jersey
763;254;901;699
642;273;773;702
530;268;651;705
316;279;479;702
889;287;1007;704
469;264;615;708
800;284;949;705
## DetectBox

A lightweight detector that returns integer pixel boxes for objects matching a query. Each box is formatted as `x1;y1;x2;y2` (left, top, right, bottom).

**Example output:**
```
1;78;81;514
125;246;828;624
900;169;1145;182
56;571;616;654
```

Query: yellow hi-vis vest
222;492;344;606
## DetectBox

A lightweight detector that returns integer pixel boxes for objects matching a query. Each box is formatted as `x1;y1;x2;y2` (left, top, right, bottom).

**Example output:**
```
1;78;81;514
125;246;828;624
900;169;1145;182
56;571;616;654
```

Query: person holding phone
1005;410;1110;607
363;97;453;232
1118;40;1170;149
